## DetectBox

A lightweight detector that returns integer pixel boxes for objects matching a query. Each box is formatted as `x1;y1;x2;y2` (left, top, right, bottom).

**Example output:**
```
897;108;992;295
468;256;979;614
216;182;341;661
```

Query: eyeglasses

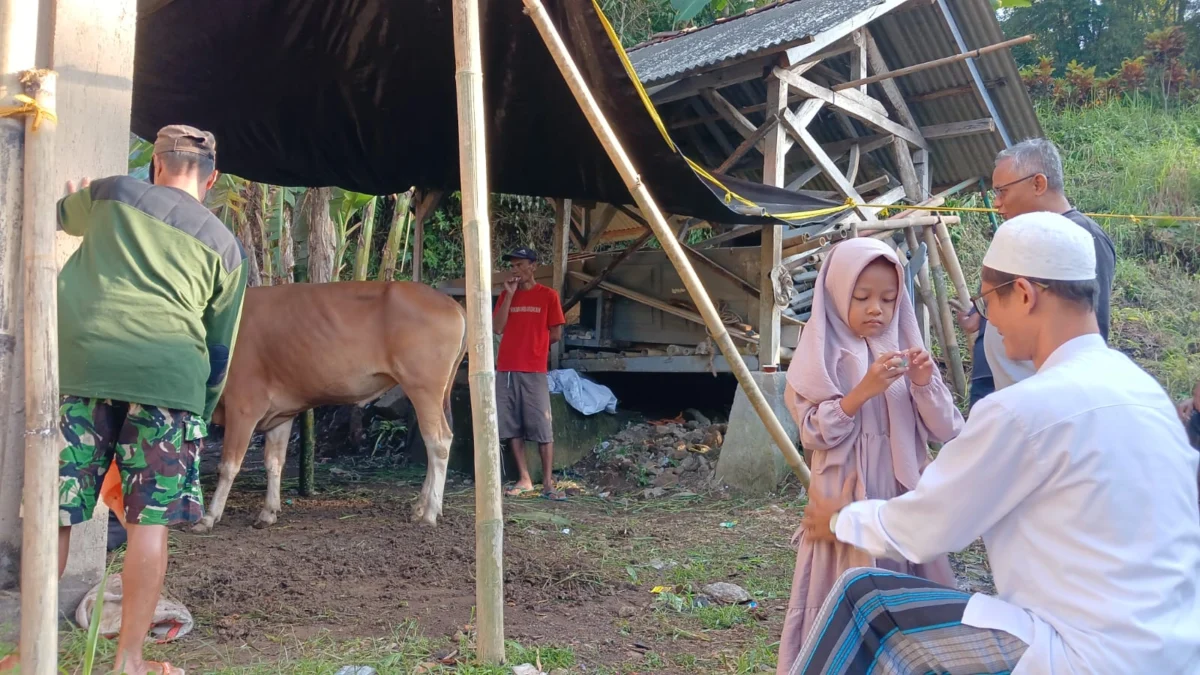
992;174;1040;199
969;279;1049;319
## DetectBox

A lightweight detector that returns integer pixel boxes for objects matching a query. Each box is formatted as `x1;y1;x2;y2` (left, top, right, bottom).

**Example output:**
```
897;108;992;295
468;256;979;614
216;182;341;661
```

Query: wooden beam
689;98;736;156
846;144;862;185
793;174;891;200
773;67;928;149
567;271;759;344
780;98;825;147
891;136;925;201
651;56;773;105
784;115;873;220
562;228;655;313
908;78;1006;103
861;30;920;132
410;188;444;284
850;29;868;95
551;199;570;368
784;133;893;191
716;112;779;174
921;117;996;140
703;88;760;141
834;34;1034;92
760;74;788;367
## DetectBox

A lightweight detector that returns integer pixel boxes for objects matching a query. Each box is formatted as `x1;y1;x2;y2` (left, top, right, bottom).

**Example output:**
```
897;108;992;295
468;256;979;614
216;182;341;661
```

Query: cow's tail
444;306;468;429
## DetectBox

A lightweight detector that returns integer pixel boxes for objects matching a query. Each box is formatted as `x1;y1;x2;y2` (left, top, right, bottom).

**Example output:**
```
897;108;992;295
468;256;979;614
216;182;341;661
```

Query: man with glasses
790;211;1200;675
956;138;1116;408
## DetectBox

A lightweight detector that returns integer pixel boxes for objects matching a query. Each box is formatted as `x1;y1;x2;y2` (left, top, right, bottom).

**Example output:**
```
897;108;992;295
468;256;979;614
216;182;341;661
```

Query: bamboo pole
451;0;504;661
19;68;59;675
833;35;1034;91
931;216;975;353
856;215;960;234
524;0;811;487
905;226;944;351
922;226;967;397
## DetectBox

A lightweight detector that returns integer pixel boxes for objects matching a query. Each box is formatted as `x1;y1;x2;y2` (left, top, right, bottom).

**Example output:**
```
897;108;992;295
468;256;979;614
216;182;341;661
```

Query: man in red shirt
494;247;567;500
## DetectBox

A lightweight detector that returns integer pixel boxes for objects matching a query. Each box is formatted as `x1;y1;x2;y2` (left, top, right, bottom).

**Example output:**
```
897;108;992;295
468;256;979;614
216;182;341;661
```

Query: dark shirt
971;208;1117;382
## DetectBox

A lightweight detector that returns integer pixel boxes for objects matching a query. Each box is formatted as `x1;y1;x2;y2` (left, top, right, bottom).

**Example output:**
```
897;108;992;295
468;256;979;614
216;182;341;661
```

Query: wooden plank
716;112;779;174
562;228;654;313
846;144;862;185
702;88;759;141
773;67;928;149
891;136;924;200
694;224;763;249
562;354;761;374
850;29;868;95
759;74;790;368
921;117;996;140
682;244;760;297
689;98;736;156
785;133;894;190
780;98;825;148
909;78;1006;103
567;271;759;344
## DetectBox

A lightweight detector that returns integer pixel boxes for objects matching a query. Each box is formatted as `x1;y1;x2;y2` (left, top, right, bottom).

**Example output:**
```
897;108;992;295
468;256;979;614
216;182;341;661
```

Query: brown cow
191;281;467;533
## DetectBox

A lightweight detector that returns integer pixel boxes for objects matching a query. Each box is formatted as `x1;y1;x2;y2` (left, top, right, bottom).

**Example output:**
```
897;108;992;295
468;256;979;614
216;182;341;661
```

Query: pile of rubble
588;409;727;497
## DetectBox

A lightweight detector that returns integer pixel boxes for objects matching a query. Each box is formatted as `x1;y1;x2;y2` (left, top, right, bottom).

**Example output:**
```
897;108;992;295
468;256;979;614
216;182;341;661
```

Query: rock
684;430;705;444
685;420;700;430
512;665;545;675
669;447;689;461
679;454;700;473
335;667;378;675
684;408;712;426
654;424;671;435
701;582;752;605
549;670;569;675
703;428;724;449
643;487;666;499
618;605;639;618
653;472;680;488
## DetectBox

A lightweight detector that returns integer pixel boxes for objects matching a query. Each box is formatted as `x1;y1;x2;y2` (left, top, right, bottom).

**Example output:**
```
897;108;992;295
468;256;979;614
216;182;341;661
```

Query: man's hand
1178;398;1195;425
65;177;90;195
503;275;519;295
906;348;935;387
949;298;980;334
801;475;856;544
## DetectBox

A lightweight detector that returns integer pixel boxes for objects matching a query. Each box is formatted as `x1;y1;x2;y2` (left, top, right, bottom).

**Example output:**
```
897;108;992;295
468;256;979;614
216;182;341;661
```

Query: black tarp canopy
132;0;841;226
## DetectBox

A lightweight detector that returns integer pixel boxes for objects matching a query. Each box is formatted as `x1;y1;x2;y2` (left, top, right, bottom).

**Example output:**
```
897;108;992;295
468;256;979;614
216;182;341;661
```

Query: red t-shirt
494;283;566;373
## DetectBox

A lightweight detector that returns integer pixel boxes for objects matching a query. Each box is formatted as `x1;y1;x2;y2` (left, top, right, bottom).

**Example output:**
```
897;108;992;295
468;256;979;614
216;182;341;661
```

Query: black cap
503;247;538;263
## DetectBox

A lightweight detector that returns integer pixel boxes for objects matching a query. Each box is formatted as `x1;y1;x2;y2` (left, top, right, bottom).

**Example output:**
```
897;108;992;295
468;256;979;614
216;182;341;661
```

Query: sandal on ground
505;485;533;497
540;489;567;502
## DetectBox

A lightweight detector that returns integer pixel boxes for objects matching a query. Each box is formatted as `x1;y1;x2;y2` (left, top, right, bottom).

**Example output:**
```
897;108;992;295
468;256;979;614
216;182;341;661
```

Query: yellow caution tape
0;94;56;131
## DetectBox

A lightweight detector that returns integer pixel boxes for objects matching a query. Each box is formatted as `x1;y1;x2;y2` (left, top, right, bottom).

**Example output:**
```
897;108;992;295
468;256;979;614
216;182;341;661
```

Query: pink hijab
785;238;932;489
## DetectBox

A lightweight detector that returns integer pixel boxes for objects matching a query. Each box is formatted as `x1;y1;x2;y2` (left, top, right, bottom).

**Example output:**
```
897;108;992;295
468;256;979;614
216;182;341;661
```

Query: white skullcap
982;211;1096;281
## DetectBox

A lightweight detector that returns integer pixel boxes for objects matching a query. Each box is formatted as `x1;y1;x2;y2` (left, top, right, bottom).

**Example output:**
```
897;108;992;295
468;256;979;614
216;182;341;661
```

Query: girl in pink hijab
776;237;963;674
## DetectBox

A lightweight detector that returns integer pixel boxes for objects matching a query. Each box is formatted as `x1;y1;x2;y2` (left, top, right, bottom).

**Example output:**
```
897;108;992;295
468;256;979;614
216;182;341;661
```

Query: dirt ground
126;425;994;674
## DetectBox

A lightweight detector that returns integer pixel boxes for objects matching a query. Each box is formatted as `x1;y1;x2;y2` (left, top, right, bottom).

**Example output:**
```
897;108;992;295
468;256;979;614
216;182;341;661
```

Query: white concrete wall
0;0;136;608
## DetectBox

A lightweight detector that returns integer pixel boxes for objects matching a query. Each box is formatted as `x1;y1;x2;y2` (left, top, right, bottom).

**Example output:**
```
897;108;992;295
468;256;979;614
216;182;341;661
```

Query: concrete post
0;0;137;625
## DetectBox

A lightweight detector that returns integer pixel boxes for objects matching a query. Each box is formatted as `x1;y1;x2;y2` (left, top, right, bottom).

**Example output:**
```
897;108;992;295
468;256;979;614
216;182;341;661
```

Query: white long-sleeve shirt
835;334;1200;675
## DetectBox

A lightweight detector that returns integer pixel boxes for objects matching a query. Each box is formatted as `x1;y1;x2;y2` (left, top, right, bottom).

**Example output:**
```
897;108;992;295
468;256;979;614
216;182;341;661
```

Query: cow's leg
410;389;452;526
254;419;294;529
192;405;261;533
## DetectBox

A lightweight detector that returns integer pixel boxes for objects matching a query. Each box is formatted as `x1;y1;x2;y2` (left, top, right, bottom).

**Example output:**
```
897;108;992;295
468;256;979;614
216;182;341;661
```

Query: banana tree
329;188;375;279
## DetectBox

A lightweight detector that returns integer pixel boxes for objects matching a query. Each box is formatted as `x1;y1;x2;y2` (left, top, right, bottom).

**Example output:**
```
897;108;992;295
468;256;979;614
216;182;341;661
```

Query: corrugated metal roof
638;0;1042;190
628;0;886;85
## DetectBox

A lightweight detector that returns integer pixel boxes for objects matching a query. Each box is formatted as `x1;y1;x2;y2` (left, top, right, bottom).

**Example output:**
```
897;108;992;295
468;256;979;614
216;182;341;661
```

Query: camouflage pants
58;396;206;527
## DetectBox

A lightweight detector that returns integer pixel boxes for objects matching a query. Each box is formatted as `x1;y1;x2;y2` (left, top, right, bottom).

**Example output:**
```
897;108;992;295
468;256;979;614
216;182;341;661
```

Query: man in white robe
790;212;1200;675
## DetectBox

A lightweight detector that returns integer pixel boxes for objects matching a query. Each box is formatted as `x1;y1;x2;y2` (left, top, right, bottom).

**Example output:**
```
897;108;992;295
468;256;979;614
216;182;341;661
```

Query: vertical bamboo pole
299;187;334;497
523;0;810;487
922;225;967;397
451;0;505;662
905;226;945;351
19;68;59;675
550;198;570;370
932;216;975;353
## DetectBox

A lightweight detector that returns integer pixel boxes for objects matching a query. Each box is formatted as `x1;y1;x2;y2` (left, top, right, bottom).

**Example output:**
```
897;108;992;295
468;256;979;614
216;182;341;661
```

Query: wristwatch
829;510;840;537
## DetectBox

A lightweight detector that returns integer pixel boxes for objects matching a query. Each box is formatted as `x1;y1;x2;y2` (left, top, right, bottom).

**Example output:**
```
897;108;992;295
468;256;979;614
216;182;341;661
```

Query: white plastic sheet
547;369;618;415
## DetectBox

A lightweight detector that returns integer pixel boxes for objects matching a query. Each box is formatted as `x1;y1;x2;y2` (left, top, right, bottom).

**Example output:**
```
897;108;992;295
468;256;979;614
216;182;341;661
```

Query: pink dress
775;377;962;674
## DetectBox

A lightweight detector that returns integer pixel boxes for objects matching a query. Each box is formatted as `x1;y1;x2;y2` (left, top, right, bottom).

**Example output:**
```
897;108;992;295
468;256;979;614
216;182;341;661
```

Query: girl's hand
906;348;935;387
856;351;908;400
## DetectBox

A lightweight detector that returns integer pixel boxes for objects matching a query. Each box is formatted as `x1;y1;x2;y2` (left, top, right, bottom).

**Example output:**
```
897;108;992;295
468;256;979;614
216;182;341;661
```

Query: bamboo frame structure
923;225;967;396
450;0;505;662
19;68;59;675
523;0;811;487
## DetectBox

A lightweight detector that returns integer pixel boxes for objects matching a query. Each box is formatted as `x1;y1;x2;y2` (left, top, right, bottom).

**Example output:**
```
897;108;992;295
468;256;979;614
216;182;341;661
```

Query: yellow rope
0;94;57;131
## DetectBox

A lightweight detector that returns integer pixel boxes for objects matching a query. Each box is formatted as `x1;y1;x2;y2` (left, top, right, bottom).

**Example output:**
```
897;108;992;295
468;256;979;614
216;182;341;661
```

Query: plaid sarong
789;567;1028;675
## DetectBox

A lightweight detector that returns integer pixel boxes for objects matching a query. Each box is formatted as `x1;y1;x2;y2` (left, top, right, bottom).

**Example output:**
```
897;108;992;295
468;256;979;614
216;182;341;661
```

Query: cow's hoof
252;511;277;529
411;505;438;527
190;518;215;534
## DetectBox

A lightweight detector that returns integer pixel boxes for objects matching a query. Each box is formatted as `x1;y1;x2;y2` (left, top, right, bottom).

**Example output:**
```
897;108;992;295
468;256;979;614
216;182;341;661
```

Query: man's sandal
540;489;567;502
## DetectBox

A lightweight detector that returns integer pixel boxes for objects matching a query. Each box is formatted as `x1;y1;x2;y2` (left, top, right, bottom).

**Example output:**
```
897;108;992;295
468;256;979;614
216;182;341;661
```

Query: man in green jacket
2;125;248;675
